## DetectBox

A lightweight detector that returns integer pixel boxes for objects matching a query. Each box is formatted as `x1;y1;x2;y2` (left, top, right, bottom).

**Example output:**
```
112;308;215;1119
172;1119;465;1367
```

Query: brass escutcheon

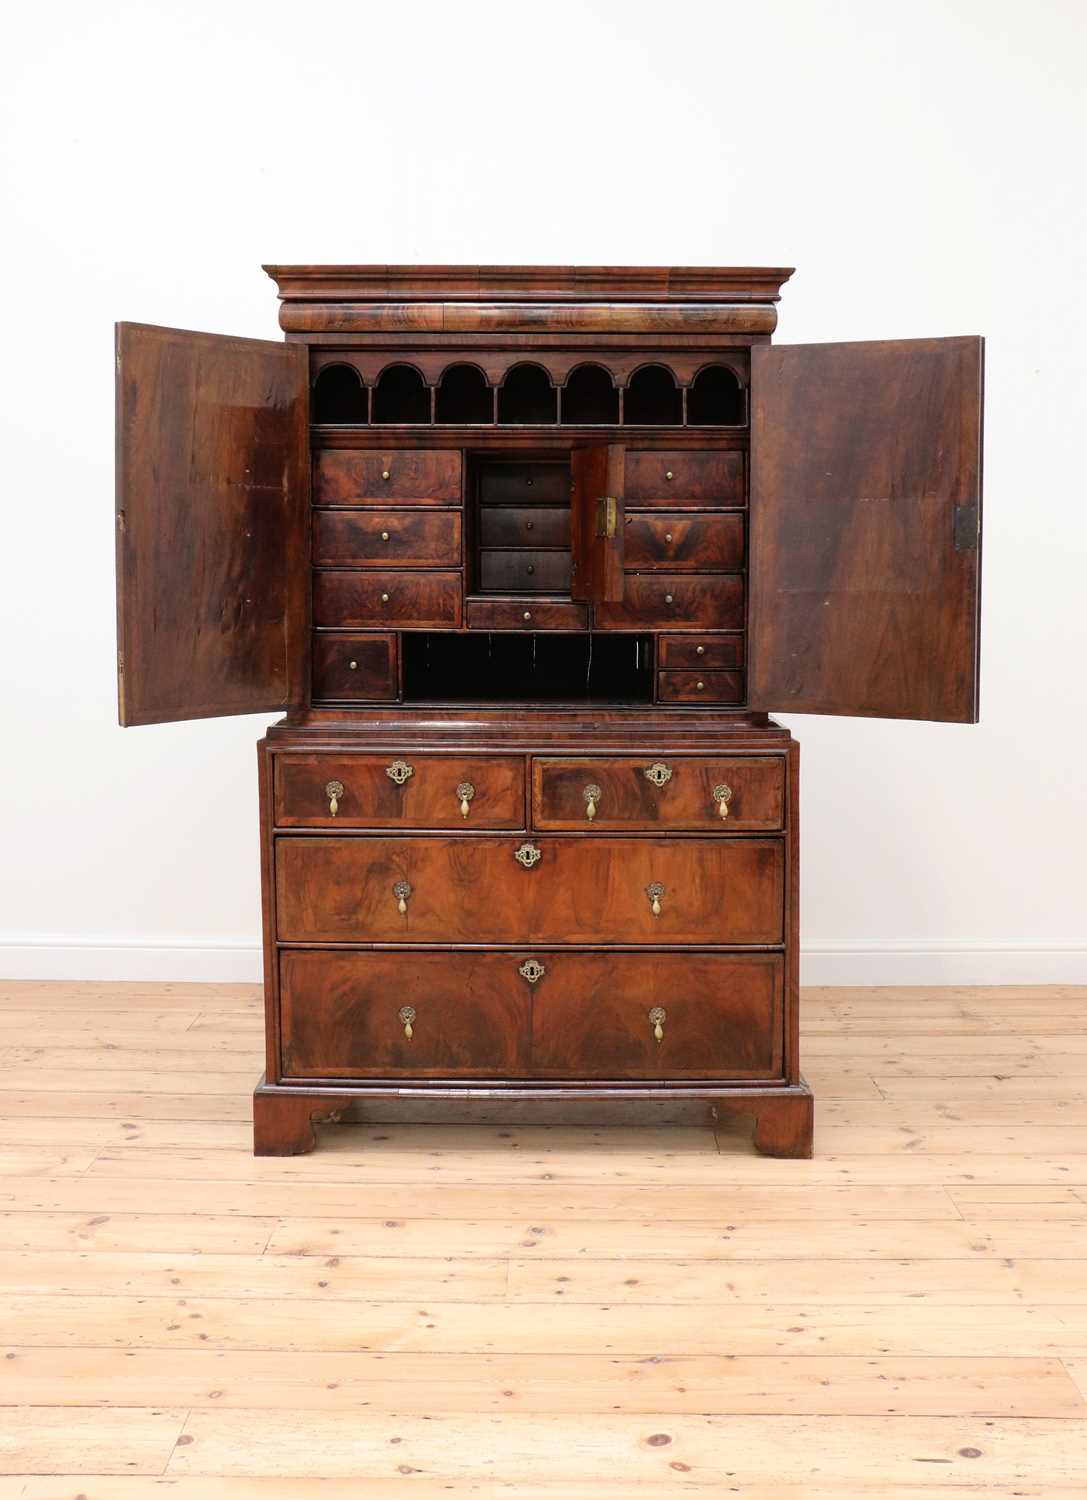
386;760;414;786
514;842;542;869
643;762;673;788
518;958;546;985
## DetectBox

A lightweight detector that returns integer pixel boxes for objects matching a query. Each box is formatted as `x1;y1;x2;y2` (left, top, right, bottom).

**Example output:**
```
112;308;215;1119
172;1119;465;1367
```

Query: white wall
1;0;1084;985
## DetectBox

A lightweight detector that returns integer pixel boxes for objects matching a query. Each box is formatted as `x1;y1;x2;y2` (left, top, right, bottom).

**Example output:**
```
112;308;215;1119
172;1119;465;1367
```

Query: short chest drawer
314;450;462;505
313;510;461;568
275;835;784;946
532;756;784;830
594;574;743;631
312;570;462;629
625;451;745;509
274;754;525;828
624;513;744;571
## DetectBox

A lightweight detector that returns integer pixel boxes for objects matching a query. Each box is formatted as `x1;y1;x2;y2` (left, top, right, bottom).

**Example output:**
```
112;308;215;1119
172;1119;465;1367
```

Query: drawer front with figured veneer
312;570;462;629
594;574;743;632
466;599;589;631
532;756;784;831
274;835;784;946
657;670;743;704
625;513;744;572
313;510;461;568
311;633;398;702
314;450;462;506
275;753;524;829
625;451;745;509
658;634;745;670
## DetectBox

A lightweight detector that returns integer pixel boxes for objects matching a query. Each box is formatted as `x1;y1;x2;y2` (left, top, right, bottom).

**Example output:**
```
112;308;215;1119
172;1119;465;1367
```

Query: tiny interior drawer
311;633;398;702
313;510;461;568
624;512;744;571
593;574;743;632
479;550;572;593
532;755;785;831
466;599;589;631
658;634;745;670
313;450;462;505
657;669;744;704
477;460;571;504
624;451;745;509
274;753;525;829
312;570;462;629
479;506;571;548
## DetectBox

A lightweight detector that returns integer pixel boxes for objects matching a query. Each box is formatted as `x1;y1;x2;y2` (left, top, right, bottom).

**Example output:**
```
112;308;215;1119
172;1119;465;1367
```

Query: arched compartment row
312;360;746;427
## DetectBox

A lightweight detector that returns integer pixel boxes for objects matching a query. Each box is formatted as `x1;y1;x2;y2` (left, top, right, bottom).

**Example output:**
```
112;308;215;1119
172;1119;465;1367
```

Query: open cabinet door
749;336;983;722
570;443;625;603
115;323;308;726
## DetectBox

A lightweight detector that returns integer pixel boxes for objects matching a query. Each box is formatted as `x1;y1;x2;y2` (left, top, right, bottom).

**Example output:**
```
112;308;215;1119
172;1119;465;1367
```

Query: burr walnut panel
531;756;785;831
313;510;461;568
312;570;462;629
313;450;462;506
275;753;524;829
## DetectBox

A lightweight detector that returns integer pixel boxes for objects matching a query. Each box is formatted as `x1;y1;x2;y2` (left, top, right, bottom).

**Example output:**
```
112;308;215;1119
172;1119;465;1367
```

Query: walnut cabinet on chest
114;266;984;1157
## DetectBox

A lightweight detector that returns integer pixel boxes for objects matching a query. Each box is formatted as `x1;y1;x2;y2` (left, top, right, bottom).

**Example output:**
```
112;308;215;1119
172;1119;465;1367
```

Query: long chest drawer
532;756;784;831
278;948;783;1082
275;753;525;828
275;835;784;945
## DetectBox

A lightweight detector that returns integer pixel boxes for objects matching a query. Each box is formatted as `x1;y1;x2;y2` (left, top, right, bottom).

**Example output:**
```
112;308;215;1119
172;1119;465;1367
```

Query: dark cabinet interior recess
114;265;984;1161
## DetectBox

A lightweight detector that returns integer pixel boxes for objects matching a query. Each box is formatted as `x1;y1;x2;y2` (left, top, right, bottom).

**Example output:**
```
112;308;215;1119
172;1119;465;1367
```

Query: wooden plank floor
0;982;1085;1497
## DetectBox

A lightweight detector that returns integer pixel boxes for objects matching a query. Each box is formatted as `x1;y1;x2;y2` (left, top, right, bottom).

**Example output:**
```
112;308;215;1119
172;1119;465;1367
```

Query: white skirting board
0;937;1085;986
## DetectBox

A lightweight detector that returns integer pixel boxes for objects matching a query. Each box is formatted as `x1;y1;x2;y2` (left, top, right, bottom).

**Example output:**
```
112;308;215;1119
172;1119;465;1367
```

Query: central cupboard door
275;836;784;945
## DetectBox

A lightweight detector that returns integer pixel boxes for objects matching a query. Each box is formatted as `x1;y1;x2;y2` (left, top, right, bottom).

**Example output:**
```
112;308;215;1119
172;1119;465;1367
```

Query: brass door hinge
595;496;618;538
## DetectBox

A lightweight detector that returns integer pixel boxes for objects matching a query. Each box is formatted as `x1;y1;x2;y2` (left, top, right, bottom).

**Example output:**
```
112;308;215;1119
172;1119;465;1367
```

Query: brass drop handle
713;783;733;821
646;882;665;917
325;780;344;817
386;760;414;786
398;1004;415;1039
583;783;602;821
457;781;475;819
649;1006;666;1042
393;880;412;915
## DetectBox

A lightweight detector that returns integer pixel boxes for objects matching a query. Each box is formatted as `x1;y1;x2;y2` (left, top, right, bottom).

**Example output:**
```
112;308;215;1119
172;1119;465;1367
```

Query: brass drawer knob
386;760;414;786
643;762;672;788
324;779;344;817
381;592;390;604
664;470;674;481
514;842;542;869
664;532;673;543
713;783;733;820
398;1004;415;1039
583;783;602;821
696;680;705;691
381;469;391;481
646;881;665;917
649;1006;666;1042
348;660;358;671
523;611;532;622
696;645;705;656
381;530;390;542
664;594;674;605
457;781;475;819
393;880;412;915
518;958;546;985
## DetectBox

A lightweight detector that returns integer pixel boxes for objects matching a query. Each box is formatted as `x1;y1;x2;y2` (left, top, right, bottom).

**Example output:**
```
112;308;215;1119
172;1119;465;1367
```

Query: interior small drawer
275;835;784;946
529;951;784;1081
466;599;589;631
625;512;744;571
658;634;745;670
275;753;525;828
477;460;571;504
311;633;398;702
313;450;462;505
279;949;530;1079
479;506;571;548
657;669;744;705
532;756;785;831
624;451;745;509
313;510;461;568
593;574;743;631
312;570;462;629
479;550;572;593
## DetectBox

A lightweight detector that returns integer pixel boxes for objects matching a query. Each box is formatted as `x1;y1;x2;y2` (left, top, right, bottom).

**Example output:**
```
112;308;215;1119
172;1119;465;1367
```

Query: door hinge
953;503;979;553
595;495;618;538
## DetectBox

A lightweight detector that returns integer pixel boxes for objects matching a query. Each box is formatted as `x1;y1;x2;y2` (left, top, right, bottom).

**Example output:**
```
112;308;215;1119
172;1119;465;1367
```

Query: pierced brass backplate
514;842;542;869
643;762;673;788
386;760;414;786
518;958;546;984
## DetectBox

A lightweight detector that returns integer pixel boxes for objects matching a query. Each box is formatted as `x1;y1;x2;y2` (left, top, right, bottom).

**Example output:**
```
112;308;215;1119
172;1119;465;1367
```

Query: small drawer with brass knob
624;513;744;572
311;632;398;704
624;450;746;510
656;669;744;705
312;510;461;568
312;449;462;506
312;570;462;629
658;634;745;671
274;753;525;828
593;574;743;632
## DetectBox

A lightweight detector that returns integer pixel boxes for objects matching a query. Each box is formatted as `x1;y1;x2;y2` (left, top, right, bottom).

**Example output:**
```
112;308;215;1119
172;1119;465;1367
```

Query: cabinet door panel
570;443;624;603
115;323;307;725
749;336;983;722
